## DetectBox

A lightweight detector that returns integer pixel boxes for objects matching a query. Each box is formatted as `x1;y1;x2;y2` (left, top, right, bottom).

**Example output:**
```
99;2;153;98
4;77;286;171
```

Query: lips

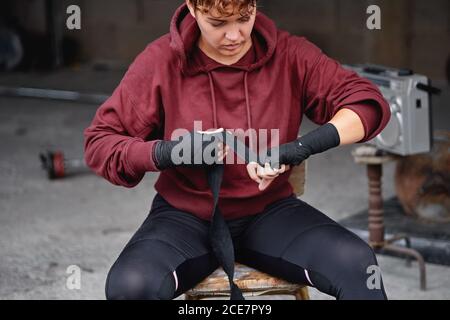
223;43;241;50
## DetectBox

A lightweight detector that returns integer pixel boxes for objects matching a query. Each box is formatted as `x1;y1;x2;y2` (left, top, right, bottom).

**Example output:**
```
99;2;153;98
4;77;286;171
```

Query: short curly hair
187;0;258;17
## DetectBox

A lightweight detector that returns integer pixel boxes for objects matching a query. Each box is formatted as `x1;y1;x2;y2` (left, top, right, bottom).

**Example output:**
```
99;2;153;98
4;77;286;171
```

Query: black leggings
106;193;387;300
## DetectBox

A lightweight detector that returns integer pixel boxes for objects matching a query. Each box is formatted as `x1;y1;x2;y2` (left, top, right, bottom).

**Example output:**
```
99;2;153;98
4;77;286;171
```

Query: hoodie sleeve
292;37;391;143
84;45;164;188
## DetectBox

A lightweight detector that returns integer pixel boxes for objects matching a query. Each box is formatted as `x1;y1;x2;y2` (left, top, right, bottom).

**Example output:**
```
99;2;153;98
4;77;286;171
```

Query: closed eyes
210;17;251;27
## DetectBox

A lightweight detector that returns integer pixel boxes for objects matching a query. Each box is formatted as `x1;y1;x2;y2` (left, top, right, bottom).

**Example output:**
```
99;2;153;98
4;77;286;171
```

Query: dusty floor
0;68;449;300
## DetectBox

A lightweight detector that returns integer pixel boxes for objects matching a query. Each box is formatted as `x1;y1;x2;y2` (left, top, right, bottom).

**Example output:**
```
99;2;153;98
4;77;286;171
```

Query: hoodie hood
169;2;278;76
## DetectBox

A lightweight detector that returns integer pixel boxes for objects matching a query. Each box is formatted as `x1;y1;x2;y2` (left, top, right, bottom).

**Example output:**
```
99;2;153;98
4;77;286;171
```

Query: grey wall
8;0;450;81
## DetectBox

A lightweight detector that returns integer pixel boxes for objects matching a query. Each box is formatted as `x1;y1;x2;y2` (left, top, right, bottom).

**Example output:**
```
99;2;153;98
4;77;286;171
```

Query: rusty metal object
184;263;309;300
395;131;450;223
383;244;427;291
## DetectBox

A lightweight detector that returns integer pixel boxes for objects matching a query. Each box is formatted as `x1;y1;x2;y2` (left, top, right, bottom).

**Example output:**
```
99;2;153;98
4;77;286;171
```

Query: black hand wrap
154;131;224;170
264;123;341;169
152;129;251;300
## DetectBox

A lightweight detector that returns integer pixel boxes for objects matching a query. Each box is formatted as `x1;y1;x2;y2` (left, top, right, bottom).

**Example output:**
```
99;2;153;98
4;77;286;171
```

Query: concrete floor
0;68;449;300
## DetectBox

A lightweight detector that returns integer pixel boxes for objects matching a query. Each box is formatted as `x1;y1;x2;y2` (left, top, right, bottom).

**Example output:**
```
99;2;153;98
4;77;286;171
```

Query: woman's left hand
246;162;290;191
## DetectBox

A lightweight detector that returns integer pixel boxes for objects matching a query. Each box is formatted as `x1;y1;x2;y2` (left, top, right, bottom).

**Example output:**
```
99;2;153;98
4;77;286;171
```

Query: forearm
328;108;365;146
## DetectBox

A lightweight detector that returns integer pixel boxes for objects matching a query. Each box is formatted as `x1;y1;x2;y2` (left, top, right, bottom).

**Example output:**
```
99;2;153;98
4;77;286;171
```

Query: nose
225;26;240;42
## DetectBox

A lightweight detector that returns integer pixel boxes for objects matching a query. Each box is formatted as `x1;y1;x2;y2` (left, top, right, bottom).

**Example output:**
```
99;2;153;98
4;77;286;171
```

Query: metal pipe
384;244;427;291
0;86;109;104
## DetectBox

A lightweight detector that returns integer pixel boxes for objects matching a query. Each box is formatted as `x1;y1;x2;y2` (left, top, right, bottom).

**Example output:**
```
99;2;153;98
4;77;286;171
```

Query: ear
185;0;196;19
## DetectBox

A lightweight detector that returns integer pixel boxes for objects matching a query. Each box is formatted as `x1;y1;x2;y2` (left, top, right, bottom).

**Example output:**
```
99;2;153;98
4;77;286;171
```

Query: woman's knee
310;234;385;299
331;234;385;291
105;262;176;300
104;238;187;300
282;224;385;299
286;224;379;273
344;236;379;272
318;229;379;279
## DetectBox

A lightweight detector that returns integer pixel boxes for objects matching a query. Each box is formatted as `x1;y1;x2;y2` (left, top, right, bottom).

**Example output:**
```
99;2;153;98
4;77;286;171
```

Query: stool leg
367;164;385;247
185;294;201;300
295;287;310;300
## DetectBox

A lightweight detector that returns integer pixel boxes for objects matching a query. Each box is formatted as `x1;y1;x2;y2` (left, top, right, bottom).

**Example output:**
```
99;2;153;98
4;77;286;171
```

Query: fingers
276;164;290;174
257;165;281;191
258;177;274;191
261;163;279;177
247;162;262;184
247;161;292;191
217;142;230;162
263;163;291;175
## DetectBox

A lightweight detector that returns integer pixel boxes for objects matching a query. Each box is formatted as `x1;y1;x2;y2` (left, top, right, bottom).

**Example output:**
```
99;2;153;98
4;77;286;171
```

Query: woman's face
186;1;256;59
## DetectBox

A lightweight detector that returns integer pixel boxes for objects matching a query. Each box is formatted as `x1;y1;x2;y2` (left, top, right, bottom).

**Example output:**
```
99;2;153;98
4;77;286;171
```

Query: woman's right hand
246;162;290;191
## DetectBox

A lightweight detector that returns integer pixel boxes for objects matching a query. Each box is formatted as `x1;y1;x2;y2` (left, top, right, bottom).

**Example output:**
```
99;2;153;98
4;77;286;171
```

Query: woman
84;0;391;300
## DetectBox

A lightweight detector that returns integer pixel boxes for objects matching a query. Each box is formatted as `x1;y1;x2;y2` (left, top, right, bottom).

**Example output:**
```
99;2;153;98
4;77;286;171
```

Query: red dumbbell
39;151;89;179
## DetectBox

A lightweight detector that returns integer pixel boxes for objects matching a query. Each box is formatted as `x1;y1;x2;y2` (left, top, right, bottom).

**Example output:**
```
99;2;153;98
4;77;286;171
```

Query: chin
219;47;242;56
220;51;238;57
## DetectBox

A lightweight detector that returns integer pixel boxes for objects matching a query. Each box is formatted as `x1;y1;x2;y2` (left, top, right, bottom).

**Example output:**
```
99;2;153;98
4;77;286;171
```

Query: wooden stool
184;162;310;300
352;145;427;290
185;262;310;300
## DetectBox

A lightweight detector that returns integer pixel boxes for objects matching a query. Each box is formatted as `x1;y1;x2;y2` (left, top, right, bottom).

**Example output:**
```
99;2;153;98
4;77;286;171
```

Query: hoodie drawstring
207;71;254;151
207;72;218;129
243;71;254;151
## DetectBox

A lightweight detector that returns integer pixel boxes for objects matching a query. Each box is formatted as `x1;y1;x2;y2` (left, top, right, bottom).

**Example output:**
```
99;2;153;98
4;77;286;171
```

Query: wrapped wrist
153;131;223;170
297;123;340;155
264;123;340;168
153;140;178;170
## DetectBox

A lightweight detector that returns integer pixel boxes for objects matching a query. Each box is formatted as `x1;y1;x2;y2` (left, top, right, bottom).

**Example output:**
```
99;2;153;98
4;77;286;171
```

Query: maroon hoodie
84;3;390;220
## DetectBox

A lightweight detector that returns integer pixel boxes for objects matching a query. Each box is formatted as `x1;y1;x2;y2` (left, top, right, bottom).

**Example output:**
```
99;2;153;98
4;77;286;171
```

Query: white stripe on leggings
304;269;314;287
173;271;179;291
